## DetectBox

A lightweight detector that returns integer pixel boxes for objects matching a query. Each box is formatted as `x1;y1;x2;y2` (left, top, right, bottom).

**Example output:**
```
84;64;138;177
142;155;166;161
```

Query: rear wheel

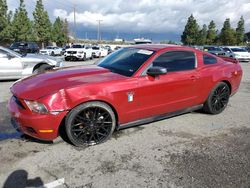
65;101;116;146
33;64;52;74
51;51;55;56
203;82;230;114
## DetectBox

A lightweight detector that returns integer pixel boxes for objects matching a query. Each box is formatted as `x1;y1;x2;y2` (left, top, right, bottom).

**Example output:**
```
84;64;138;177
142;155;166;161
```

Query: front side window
152;51;196;72
203;54;217;65
98;48;154;77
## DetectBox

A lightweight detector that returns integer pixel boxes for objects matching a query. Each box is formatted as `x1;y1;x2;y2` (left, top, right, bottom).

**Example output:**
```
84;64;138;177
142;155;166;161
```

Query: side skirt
118;104;203;130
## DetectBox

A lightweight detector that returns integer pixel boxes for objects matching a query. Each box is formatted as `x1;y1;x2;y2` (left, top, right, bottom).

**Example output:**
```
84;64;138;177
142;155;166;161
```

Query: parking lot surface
0;60;249;187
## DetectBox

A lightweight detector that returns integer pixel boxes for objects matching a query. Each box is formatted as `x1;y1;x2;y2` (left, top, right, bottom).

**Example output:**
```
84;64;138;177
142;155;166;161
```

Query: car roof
129;44;187;51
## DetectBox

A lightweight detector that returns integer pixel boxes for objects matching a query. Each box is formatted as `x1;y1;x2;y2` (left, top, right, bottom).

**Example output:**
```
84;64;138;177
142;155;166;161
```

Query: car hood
11;65;126;100
21;54;63;65
233;52;250;56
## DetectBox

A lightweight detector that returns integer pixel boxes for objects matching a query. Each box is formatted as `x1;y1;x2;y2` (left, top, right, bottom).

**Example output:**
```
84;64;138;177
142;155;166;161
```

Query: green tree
219;18;236;45
10;0;32;41
63;19;69;43
52;17;69;46
206;20;217;45
197;24;207;45
33;0;52;47
236;16;245;45
0;0;9;41
181;14;200;45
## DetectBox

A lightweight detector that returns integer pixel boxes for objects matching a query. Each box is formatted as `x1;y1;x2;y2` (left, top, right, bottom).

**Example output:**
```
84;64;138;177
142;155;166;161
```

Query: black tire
65;101;116;146
51;51;55;56
65;57;69;61
83;53;86;61
203;82;230;114
33;64;52;74
90;54;93;60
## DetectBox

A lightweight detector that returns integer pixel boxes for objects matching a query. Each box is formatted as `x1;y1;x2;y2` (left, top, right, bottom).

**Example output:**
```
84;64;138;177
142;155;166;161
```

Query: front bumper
65;54;85;60
8;96;67;141
235;57;250;62
40;51;50;55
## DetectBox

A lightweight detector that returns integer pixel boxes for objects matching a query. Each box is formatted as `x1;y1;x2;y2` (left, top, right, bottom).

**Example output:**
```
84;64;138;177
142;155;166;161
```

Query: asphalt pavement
0;60;249;188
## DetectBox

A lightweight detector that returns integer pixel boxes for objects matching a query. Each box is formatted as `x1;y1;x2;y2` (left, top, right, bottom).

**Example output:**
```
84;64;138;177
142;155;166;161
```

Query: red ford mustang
8;45;242;146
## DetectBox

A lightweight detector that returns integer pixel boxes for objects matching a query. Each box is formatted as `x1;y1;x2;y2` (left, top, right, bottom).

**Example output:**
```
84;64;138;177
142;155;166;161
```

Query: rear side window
203;54;217;65
153;51;196;72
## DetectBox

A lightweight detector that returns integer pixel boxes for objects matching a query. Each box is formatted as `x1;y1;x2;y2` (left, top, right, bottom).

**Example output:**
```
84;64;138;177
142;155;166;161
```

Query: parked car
92;46;108;58
222;46;250;62
8;45;242;146
40;46;63;56
61;45;70;55
9;42;39;54
0;46;63;80
105;45;112;54
242;46;250;52
114;46;121;51
64;44;93;61
203;46;229;57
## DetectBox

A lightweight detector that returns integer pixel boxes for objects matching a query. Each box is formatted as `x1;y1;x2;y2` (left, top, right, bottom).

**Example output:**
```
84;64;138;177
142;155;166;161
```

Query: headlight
78;51;84;54
24;100;48;114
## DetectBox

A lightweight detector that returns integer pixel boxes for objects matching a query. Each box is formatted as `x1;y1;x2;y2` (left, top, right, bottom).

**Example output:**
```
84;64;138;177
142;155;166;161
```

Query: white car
40;46;63;56
223;46;250;62
0;46;63;80
64;44;93;61
92;46;109;58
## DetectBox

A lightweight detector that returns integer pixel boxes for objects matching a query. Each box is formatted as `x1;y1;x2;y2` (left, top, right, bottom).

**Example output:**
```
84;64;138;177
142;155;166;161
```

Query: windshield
72;45;82;48
3;48;21;57
92;46;100;50
231;48;247;52
10;42;21;48
97;48;154;77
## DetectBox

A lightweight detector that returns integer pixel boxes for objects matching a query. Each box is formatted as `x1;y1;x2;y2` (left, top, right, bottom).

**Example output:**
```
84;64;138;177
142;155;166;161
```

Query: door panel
136;70;199;119
0;56;23;77
135;50;201;120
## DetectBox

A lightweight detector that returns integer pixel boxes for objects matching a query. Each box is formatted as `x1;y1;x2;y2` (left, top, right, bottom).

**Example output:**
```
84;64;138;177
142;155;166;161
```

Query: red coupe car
8;45;242;146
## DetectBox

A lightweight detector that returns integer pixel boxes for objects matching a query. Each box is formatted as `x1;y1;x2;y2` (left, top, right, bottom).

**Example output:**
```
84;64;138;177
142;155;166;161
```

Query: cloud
7;0;250;36
51;0;250;34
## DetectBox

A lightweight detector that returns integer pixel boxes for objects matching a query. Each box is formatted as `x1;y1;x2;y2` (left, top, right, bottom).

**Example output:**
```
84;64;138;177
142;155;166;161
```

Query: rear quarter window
203;54;217;65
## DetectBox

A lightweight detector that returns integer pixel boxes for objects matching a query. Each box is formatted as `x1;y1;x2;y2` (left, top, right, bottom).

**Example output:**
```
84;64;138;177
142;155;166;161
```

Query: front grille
13;96;26;110
67;51;77;54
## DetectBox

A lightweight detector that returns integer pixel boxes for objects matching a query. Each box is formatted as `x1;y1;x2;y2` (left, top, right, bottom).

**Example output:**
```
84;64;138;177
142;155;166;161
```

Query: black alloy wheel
203;82;230;114
65;102;116;146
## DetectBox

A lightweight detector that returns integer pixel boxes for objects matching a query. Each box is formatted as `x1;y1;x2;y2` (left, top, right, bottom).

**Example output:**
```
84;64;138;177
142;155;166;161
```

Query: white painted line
37;178;65;188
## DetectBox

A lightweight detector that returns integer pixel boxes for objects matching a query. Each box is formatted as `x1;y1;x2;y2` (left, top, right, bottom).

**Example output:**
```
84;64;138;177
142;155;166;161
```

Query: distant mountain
73;26;180;42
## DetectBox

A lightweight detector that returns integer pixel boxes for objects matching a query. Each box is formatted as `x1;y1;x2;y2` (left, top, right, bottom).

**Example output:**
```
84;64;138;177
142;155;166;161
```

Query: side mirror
7;53;15;59
147;66;167;76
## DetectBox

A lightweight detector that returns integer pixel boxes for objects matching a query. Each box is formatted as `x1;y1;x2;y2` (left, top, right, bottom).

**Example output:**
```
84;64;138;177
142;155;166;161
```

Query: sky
6;0;250;42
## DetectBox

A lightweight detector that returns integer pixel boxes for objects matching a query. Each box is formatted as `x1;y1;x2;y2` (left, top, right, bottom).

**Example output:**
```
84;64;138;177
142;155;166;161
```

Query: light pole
97;20;103;42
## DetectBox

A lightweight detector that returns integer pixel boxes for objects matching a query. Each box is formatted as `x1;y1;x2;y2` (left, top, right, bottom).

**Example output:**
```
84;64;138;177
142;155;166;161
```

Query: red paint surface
8;45;243;140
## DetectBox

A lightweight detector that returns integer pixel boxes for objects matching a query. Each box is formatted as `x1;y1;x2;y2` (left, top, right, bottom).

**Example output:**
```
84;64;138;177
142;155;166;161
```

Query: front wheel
65;101;116;146
203;82;230;114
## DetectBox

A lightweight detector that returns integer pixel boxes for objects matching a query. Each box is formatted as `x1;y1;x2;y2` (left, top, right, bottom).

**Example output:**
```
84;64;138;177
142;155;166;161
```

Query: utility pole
96;20;103;42
73;5;77;42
